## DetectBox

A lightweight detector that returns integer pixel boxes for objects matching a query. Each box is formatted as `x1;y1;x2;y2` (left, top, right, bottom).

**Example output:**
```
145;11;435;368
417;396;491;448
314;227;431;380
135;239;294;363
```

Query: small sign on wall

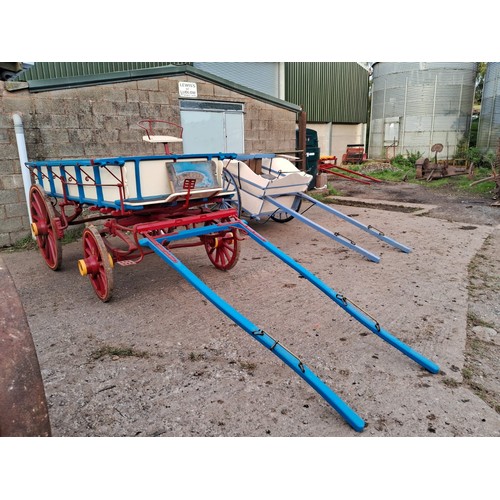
178;82;197;98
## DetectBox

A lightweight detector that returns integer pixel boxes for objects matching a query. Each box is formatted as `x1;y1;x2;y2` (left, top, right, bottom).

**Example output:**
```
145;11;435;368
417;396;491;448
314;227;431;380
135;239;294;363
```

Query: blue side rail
25;152;238;211
139;219;439;432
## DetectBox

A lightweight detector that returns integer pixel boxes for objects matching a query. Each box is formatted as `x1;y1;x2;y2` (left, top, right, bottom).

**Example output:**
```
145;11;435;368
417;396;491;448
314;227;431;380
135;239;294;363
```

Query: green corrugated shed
285;62;369;124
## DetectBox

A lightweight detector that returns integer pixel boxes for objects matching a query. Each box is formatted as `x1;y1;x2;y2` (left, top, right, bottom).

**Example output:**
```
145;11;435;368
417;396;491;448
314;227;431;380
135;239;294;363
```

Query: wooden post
298;109;307;172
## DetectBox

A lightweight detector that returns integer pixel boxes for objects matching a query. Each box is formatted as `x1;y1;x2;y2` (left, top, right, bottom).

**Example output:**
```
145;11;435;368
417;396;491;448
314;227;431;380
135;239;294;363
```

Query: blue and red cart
24;121;439;432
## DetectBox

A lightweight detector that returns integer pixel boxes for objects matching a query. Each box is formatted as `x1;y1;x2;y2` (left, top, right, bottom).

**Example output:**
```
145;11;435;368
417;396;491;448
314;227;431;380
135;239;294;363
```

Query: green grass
4;225;85;253
441;377;460;388
239;361;257;374
61;225;85;244
189;352;205;361
9;233;38;251
309;185;344;202
467;312;496;330
343;157;417;183
355;159;496;197
421;169;496;195
371;168;414;182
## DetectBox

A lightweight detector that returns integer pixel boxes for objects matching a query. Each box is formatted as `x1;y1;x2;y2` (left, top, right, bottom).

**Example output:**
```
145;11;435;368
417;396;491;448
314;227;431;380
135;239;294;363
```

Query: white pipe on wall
12;113;32;227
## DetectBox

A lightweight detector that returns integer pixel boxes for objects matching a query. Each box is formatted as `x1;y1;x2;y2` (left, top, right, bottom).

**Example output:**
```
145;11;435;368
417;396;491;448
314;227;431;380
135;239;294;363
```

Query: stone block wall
0;75;298;246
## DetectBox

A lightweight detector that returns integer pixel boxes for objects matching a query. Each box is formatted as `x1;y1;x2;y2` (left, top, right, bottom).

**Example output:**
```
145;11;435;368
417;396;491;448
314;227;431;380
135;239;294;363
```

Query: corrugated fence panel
477;62;500;153
193;62;280;97
284;62;369;123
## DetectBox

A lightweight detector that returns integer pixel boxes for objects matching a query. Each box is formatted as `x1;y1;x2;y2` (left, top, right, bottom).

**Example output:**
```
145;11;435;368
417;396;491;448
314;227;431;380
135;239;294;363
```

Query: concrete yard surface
2;182;499;438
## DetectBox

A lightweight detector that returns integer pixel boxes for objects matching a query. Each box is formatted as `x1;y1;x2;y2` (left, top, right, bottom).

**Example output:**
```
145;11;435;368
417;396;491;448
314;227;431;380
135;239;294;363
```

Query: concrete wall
306;123;367;163
0;75;297;246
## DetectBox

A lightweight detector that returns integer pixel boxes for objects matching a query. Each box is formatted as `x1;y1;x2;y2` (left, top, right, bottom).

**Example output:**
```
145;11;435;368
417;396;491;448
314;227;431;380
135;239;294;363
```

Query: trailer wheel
203;224;241;271
270;199;302;223
29;184;62;270
79;225;114;302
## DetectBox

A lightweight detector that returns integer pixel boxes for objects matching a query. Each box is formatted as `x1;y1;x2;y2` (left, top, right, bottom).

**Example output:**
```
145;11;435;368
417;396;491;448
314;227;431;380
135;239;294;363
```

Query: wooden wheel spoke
218;243;232;262
29;185;62;271
214;248;225;266
92;269;107;289
203;227;240;271
45;231;57;260
31;194;46;221
81;226;113;302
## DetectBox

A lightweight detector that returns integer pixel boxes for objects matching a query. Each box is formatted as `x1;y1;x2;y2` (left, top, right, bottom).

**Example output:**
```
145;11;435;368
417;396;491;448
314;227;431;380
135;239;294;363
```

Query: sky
6;4;496;63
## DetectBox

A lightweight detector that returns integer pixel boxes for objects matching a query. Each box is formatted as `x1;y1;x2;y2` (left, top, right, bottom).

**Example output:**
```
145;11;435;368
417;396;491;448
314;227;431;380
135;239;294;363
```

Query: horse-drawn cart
23;121;438;432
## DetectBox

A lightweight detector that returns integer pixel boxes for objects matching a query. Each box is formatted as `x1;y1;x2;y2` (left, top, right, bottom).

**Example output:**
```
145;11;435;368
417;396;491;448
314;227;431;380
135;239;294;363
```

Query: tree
475;62;487;105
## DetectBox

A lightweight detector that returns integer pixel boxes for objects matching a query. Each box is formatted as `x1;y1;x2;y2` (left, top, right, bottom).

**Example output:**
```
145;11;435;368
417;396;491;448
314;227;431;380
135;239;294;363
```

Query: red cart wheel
78;225;114;302
29;184;62;270
203;226;241;271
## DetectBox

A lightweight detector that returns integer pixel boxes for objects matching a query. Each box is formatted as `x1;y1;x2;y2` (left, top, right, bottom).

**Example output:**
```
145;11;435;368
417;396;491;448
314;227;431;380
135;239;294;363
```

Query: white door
180;100;244;154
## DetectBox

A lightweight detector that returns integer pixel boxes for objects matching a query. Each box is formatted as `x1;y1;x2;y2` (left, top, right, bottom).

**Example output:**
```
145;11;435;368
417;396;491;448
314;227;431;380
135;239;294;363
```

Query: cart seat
142;135;183;144
224;159;311;196
261;156;301;178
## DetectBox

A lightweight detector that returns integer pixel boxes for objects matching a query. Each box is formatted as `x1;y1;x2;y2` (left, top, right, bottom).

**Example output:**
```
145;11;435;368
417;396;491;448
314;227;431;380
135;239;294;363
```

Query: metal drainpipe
401;76;408;154
328;121;333;156
430;75;437;153
12;114;32;228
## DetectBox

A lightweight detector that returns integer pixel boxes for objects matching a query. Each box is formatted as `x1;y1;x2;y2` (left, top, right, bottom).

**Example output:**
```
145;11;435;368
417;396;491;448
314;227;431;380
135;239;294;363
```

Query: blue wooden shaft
297;192;412;253
263;196;381;263
151;221;439;374
140;234;366;432
138;217;439;431
241;225;439;374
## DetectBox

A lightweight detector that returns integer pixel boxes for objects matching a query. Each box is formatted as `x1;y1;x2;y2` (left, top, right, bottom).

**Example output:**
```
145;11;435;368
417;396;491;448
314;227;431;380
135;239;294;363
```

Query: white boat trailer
223;154;411;263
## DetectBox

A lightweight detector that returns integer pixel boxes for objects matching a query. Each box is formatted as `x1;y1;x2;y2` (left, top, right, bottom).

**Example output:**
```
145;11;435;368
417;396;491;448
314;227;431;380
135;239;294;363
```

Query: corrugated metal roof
9;62;190;82
285;62;369;123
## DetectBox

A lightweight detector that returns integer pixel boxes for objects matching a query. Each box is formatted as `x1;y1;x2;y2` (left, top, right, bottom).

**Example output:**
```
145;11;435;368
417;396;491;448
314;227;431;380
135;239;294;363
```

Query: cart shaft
138;219;439;431
140;232;366;432
297;192;412;253
264;196;381;262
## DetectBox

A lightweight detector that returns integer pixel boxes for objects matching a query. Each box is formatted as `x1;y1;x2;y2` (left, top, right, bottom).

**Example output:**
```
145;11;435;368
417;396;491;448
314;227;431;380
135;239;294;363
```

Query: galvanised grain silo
476;62;500;155
369;62;477;160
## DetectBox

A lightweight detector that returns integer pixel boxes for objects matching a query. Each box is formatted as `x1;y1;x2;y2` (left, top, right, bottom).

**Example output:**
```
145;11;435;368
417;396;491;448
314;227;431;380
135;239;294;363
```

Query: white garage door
180;100;244;154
